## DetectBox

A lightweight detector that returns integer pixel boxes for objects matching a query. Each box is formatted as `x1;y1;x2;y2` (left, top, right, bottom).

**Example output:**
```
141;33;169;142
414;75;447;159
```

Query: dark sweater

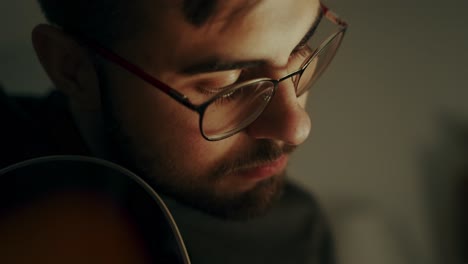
0;89;88;168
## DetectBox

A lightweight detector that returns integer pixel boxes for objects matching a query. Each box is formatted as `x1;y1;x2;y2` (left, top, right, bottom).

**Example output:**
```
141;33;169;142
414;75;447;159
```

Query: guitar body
0;156;191;264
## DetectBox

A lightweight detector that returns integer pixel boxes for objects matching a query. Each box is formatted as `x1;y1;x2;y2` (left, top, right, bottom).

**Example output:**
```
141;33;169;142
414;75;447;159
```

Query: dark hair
36;0;219;45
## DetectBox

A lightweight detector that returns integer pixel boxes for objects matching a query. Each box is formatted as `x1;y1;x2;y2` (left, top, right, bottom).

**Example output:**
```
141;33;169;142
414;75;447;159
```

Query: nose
245;74;312;145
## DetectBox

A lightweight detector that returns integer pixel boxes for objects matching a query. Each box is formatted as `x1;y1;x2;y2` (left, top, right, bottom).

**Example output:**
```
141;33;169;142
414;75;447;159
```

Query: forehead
128;0;320;71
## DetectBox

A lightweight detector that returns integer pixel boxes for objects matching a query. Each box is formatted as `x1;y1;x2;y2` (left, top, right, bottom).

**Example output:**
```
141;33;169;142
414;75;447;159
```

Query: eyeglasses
79;3;347;141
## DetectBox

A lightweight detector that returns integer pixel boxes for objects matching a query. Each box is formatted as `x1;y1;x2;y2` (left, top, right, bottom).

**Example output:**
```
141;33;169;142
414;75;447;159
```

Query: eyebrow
180;7;323;75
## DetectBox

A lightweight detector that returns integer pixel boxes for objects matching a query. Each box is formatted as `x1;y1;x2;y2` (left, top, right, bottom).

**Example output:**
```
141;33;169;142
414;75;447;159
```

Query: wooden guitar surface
0;156;191;264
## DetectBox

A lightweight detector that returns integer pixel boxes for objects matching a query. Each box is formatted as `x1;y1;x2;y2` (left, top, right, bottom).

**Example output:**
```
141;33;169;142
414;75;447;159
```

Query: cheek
126;98;195;147
107;71;199;148
108;77;234;166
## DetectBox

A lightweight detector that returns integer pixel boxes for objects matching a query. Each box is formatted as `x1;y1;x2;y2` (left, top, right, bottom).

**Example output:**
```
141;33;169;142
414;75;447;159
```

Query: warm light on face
79;0;348;219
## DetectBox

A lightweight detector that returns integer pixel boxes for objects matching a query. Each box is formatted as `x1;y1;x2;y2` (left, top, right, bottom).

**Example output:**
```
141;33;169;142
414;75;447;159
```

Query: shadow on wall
423;115;468;264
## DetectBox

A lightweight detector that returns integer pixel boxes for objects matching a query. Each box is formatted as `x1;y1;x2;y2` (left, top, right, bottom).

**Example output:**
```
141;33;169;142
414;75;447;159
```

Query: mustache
212;140;296;179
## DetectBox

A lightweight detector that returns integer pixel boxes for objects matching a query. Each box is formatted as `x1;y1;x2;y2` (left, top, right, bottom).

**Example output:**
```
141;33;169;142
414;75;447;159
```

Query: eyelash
209;88;241;105
290;44;312;63
294;40;309;52
197;85;238;102
215;92;238;104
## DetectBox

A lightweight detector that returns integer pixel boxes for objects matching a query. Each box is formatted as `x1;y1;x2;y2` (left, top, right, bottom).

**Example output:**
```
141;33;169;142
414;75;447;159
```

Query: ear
32;24;101;110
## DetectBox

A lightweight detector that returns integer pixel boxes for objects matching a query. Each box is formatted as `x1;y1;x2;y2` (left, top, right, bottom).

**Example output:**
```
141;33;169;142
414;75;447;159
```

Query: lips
234;155;288;181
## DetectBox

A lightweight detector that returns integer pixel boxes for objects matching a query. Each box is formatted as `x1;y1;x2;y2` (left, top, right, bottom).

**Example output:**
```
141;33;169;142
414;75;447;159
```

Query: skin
32;0;320;219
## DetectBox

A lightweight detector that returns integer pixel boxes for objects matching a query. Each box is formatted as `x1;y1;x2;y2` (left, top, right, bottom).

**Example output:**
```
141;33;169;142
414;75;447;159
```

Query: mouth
232;155;289;182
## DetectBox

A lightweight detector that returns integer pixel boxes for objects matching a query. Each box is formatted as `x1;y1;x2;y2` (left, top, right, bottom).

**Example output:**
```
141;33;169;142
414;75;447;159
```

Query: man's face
98;0;319;219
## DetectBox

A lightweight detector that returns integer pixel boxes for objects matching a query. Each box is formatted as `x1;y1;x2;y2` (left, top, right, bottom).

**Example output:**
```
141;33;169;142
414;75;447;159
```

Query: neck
69;103;112;160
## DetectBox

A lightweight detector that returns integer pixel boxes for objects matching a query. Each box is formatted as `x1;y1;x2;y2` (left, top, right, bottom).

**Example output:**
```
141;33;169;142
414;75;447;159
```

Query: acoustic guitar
0;155;191;264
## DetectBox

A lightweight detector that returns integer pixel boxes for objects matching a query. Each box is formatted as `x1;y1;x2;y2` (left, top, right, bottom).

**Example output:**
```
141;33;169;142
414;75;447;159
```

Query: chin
157;172;287;221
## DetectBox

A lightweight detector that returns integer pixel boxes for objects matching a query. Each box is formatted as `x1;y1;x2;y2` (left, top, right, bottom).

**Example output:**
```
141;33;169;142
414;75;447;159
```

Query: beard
99;80;295;220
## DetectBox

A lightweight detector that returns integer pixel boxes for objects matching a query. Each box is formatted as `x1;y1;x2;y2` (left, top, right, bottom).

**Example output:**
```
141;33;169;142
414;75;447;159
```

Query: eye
194;71;242;95
214;89;240;104
197;82;236;98
290;23;317;61
289;44;314;65
198;84;239;102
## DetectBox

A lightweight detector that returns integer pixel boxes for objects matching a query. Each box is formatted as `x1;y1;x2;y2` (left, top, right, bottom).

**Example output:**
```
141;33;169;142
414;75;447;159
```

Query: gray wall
1;1;49;94
2;1;468;263
289;1;468;263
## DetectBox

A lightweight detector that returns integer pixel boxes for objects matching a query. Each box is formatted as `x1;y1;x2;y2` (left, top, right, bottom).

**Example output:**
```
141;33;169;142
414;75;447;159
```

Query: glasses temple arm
78;36;197;110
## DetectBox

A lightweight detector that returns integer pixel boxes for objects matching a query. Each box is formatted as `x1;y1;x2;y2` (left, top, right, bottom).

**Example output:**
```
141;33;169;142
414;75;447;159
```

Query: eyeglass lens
201;14;346;140
296;30;344;97
202;81;276;140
